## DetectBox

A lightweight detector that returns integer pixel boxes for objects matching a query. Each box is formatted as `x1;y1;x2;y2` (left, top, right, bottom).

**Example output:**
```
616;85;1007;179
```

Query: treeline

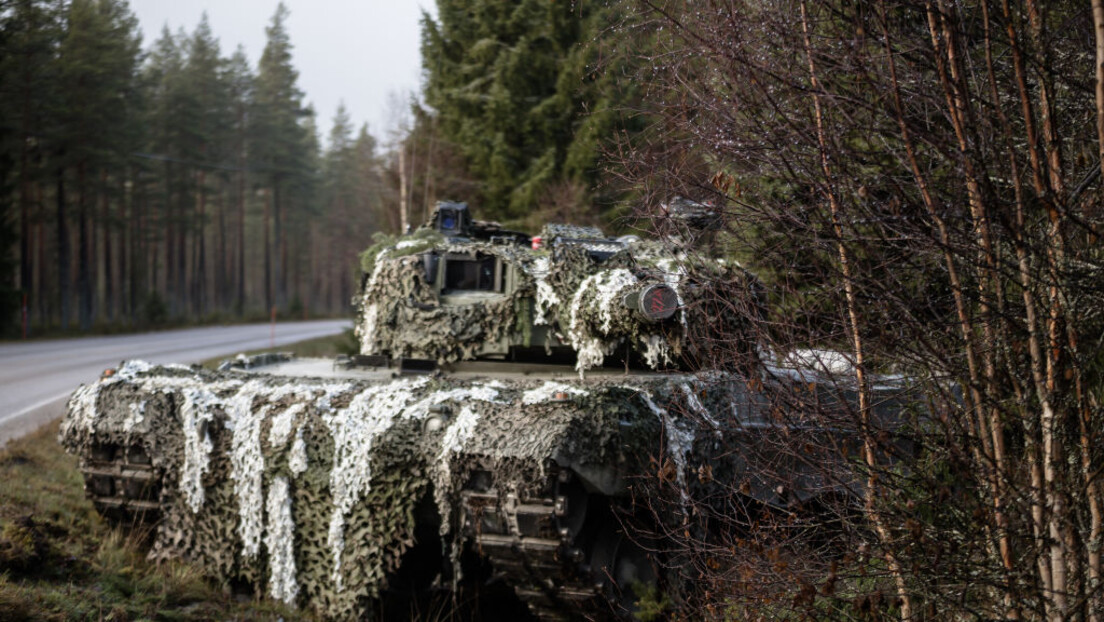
0;0;391;334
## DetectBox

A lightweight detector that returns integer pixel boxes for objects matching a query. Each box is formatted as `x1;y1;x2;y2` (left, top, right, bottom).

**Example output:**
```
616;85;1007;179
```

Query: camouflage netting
60;362;750;619
357;237;537;364
355;227;759;375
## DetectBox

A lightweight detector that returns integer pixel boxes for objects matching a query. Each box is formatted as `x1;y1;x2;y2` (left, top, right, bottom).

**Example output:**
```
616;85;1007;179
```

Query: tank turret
355;202;760;375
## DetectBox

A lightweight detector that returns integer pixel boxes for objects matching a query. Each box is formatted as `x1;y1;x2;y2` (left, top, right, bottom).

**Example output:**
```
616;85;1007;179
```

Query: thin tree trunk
101;171;114;323
196;168;207;317
927;3;1019;613
36;215;46;327
263;187;272;313
423;114;437;221
1025;2;1075;614
236;102;247;316
802;3;911;617
1096;0;1104;184
398;144;409;234
1088;2;1104;614
77;160;92;331
236;179;244;315
57;163;70;330
164;160;174;316
19;129;31;311
176;192;187;318
273;181;284;310
216;184;226;311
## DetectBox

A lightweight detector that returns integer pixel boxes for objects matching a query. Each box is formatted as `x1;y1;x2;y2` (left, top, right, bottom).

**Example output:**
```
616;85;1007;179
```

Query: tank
57;202;913;620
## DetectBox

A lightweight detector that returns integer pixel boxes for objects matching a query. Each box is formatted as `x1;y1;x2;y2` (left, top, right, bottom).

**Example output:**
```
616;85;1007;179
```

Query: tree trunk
77;160;92;331
36;214;46;327
216;183;226;311
19;132;31;318
399;144;409;234
237;165;245;316
1096;0;1104;184
57;163;70;330
263;187;272;313
1089;1;1104;614
164;161;174;315
802;2;912;617
196;168;207;317
273;180;284;310
101;171;114;323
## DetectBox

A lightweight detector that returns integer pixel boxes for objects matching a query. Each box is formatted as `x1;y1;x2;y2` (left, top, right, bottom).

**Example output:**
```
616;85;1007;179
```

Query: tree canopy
420;0;644;226
0;0;389;334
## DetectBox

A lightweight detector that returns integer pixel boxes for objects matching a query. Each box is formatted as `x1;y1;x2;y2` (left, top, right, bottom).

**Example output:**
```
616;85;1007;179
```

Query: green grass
0;336;357;621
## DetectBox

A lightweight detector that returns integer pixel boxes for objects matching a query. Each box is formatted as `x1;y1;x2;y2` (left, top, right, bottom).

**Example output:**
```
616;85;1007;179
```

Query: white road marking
0;391;73;426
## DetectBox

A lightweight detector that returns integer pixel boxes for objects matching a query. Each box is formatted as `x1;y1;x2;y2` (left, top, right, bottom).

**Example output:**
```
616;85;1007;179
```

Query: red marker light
639;284;679;321
531;236;542;250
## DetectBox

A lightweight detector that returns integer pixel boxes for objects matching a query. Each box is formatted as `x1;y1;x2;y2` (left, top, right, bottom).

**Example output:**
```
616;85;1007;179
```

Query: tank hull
59;356;881;619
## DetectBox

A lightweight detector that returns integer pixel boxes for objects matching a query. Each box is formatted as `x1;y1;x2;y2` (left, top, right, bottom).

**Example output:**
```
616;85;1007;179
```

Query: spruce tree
56;0;141;330
421;0;641;225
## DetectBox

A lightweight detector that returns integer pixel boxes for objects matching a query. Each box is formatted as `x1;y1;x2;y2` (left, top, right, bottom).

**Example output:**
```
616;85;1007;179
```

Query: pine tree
0;0;382;329
224;44;253;315
56;0;141;330
251;1;310;311
180;14;231;316
142;26;188;316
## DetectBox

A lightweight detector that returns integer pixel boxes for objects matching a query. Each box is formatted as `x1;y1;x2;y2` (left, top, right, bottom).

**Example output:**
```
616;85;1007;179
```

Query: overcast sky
127;0;434;146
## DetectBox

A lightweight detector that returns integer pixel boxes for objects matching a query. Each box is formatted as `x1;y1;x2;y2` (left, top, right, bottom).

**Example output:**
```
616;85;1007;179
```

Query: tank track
77;442;163;522
76;447;637;620
459;468;644;621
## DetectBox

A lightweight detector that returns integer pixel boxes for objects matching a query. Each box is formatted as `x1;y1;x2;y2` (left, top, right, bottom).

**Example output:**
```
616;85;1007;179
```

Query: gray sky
127;0;433;146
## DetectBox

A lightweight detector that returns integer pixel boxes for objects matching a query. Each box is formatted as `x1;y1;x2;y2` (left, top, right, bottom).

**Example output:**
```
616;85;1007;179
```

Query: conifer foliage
0;1;389;334
420;0;642;226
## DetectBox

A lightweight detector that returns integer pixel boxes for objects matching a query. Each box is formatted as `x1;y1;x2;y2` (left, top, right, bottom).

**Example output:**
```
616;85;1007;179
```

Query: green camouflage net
60;363;738;619
357;239;536;364
354;228;758;375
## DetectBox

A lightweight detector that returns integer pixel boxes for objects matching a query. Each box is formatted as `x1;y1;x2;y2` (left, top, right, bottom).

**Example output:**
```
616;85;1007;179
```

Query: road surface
0;319;350;447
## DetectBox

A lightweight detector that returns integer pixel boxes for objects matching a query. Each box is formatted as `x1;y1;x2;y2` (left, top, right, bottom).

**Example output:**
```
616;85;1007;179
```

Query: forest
0;0;643;337
0;1;396;335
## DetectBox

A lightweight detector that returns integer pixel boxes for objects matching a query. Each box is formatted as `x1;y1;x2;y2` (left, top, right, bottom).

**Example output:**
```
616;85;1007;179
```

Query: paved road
0;319;350;447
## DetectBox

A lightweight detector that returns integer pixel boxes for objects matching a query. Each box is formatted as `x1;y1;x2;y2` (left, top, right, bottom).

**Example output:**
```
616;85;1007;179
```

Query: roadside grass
0;423;308;621
0;334;355;621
